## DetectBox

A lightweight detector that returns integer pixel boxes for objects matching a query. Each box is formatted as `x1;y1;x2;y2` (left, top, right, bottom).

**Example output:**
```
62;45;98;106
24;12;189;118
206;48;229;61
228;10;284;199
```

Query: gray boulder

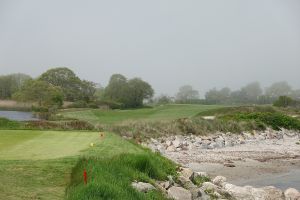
177;175;196;190
131;182;156;193
201;182;219;191
193;171;208;178
223;183;285;200
260;186;284;200
284;188;300;200
215;137;225;148
212;176;227;187
223;183;253;200
180;167;194;180
224;139;234;147
166;145;176;152
168;186;192;200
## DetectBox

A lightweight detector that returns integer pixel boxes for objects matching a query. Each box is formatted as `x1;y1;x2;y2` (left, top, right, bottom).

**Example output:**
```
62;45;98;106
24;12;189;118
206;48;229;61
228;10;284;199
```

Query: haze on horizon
1;0;300;96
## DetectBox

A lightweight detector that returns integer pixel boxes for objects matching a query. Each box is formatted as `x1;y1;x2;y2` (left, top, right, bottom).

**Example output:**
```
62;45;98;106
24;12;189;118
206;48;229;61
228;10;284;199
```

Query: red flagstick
83;169;87;184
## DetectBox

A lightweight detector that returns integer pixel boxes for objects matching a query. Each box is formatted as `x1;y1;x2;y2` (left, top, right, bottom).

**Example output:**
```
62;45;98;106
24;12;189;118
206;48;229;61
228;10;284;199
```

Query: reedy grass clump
98;117;264;140
196;105;276;117
66;151;177;200
0;117;95;131
221;112;300;131
98;106;300;139
192;175;211;187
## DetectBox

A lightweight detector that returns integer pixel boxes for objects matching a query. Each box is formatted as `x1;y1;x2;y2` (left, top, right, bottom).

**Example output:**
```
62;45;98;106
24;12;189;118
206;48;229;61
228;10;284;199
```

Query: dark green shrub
0;117;22;129
25;120;95;130
87;102;98;109
221;112;300;131
273;96;299;107
70;101;87;108
192;175;210;187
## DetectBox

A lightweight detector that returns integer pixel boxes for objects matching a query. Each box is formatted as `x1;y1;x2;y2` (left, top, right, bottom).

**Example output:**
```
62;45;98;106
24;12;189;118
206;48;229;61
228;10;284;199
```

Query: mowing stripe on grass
0;130;100;160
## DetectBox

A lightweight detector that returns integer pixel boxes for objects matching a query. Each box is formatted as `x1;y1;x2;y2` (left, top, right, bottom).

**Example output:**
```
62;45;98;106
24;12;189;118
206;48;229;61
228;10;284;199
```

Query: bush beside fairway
61;104;225;125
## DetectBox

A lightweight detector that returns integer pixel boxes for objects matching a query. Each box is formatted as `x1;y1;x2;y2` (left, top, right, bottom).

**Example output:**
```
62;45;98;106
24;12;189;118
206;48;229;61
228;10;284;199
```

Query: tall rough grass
221;112;300;131
98;106;300;139
97;118;263;140
66;151;177;200
0;117;95;131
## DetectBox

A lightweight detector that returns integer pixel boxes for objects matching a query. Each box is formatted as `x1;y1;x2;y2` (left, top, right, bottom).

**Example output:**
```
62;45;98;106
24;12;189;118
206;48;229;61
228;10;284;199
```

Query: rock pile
132;168;300;200
146;128;299;154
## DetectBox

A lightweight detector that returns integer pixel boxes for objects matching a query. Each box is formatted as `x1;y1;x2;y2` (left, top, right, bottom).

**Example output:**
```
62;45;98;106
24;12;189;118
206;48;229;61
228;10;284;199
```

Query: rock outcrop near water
145;128;300;165
132;167;300;199
143;128;300;199
147;128;299;154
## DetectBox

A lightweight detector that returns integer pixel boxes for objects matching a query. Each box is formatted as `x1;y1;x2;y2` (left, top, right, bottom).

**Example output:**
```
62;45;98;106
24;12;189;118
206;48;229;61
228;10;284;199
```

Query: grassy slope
0;130;177;200
0;104;228;199
0;130;100;200
66;133;177;200
61;104;224;125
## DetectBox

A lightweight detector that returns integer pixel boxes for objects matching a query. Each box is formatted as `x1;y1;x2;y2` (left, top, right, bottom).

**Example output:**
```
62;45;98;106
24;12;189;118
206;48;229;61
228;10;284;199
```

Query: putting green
0;130;100;160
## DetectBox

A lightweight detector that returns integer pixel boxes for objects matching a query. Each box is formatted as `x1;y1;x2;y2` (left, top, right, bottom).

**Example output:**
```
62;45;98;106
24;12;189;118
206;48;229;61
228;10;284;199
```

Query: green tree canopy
273;96;298;108
126;78;154;108
13;79;63;107
104;74;128;103
175;85;199;103
39;67;95;102
0;73;31;99
104;74;154;108
240;82;263;102
205;87;231;104
265;81;292;98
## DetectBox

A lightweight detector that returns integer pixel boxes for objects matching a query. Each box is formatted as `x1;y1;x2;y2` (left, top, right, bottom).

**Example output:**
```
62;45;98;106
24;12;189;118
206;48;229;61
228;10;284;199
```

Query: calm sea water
233;169;300;190
0;111;38;121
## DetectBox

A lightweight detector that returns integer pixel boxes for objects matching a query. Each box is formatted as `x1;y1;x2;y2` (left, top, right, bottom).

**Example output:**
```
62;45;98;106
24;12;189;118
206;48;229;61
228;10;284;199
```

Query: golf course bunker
0;130;100;160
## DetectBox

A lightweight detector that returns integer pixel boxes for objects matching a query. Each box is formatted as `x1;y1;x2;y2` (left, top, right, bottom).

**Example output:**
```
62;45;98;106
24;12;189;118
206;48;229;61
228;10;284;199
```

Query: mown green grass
0;130;100;199
61;104;224;125
0;130;100;160
0;130;177;200
0;159;76;200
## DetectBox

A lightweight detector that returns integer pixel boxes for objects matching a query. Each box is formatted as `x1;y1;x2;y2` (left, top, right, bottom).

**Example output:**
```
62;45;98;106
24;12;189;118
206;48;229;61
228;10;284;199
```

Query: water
0;111;38;121
234;169;300;190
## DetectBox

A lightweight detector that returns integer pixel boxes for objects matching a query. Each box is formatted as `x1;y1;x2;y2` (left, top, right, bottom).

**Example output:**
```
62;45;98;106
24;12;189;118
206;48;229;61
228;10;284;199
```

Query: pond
0;111;38;121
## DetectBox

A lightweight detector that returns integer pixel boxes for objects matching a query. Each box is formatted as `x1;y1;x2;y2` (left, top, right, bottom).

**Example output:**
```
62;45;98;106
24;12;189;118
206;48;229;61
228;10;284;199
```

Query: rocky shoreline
132;166;300;200
142;128;300;199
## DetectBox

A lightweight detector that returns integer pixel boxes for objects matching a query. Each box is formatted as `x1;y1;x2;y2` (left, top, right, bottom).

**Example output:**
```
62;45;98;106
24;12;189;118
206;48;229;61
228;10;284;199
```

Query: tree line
0;67;154;110
155;82;300;106
1;67;300;110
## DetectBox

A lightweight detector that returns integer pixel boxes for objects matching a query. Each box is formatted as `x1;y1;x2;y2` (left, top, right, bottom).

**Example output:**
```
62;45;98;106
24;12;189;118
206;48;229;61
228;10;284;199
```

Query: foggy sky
1;0;300;97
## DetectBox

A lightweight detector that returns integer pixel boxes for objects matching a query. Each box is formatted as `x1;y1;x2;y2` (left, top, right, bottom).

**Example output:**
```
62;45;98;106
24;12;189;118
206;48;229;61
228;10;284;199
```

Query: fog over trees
1;67;299;109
